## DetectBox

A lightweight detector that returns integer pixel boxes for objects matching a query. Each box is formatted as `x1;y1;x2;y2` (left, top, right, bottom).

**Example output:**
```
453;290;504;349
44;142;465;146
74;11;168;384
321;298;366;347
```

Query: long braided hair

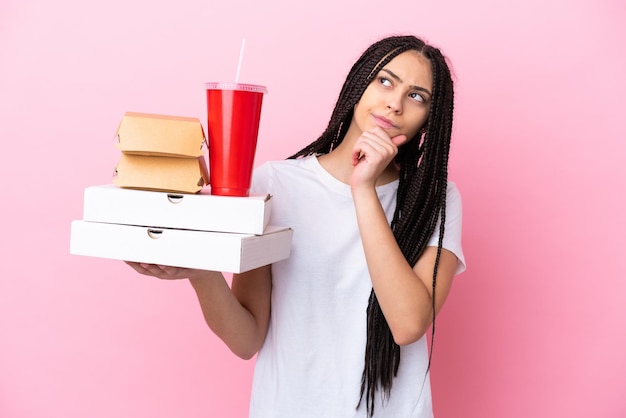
289;35;454;416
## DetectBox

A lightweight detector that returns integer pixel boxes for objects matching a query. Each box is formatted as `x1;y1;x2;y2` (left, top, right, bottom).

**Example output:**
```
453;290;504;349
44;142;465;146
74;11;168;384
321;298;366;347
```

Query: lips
371;114;398;129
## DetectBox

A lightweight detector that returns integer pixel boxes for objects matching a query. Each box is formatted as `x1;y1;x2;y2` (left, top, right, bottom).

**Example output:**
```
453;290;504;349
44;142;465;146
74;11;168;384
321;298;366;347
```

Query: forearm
188;271;267;359
352;186;433;345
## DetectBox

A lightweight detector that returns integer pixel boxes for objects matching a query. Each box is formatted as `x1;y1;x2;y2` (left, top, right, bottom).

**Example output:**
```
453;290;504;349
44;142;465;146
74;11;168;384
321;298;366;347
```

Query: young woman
127;34;466;418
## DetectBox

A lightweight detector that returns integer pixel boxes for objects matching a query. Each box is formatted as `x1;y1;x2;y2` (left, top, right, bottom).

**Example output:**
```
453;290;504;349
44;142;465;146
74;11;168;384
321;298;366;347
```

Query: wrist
188;269;223;285
350;183;378;200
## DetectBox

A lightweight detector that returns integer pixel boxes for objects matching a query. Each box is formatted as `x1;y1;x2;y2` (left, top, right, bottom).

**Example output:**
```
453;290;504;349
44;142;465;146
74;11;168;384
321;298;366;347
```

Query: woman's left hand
350;127;406;188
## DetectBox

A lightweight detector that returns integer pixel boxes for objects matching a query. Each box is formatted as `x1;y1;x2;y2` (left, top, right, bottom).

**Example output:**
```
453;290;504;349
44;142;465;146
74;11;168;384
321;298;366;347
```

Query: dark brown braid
289;35;454;417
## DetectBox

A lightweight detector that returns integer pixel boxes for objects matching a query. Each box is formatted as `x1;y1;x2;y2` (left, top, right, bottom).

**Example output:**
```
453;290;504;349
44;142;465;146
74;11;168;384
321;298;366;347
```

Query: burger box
70;221;293;274
116;112;207;157
82;184;271;235
113;154;209;194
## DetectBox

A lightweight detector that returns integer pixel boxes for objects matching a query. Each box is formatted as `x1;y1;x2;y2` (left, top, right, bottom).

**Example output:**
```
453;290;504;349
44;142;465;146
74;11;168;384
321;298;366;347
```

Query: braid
289;37;413;159
289;35;455;417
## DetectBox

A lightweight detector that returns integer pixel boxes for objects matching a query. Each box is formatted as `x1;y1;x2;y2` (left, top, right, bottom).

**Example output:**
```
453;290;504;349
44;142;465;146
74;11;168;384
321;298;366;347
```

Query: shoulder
438;180;466;274
255;158;309;175
444;181;462;212
252;156;316;194
446;181;460;197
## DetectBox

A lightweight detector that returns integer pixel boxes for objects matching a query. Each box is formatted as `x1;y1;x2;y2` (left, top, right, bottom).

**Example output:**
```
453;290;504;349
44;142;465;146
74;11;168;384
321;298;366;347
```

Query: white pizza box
82;184;271;235
69;220;293;274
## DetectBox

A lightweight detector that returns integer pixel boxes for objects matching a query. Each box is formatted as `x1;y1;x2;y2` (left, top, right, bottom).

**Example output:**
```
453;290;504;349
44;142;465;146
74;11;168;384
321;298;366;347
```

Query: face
351;50;433;144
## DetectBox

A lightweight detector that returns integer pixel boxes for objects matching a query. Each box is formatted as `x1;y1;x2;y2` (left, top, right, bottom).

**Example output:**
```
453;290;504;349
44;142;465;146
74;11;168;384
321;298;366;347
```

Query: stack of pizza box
69;112;293;273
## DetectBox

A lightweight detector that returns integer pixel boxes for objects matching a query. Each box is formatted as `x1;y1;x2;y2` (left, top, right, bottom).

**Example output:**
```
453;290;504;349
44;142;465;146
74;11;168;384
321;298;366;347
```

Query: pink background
1;0;624;417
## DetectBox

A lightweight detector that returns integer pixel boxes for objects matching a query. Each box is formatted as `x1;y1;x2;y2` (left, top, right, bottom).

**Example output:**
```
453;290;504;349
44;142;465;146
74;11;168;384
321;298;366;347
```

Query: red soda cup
205;82;268;197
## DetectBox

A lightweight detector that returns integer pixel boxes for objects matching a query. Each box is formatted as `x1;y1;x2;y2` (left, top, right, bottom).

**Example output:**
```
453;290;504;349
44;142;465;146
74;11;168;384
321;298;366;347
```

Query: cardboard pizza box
82;184;271;235
70;221;293;274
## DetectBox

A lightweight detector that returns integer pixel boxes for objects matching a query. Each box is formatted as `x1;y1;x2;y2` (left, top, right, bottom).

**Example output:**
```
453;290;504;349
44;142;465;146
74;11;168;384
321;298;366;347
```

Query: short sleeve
426;181;466;275
251;162;273;195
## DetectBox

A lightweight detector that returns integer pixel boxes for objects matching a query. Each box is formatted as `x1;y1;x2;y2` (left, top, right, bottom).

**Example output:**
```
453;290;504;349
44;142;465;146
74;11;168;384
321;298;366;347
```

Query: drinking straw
235;38;246;83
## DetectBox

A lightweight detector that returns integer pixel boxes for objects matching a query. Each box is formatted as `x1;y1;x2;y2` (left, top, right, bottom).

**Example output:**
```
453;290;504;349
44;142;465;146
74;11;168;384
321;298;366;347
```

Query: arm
125;263;272;359
349;127;458;345
351;189;457;345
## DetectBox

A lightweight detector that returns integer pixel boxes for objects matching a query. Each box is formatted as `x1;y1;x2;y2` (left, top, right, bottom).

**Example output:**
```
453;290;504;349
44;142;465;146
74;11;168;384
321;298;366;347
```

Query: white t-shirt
248;155;465;418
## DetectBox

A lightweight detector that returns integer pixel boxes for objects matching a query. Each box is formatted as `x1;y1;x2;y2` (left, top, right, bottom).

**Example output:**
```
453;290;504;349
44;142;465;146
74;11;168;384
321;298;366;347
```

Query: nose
386;93;403;114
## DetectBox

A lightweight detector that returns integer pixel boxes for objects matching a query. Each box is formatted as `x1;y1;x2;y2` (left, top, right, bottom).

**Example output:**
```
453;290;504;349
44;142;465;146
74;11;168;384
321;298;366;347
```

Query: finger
128;262;166;277
352;150;362;166
142;263;172;276
391;134;407;146
355;135;396;160
361;129;391;147
367;126;392;142
352;140;379;166
125;261;150;274
157;265;183;277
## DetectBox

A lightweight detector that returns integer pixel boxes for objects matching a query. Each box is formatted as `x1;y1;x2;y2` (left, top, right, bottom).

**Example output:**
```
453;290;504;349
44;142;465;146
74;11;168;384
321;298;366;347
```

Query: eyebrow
381;68;432;96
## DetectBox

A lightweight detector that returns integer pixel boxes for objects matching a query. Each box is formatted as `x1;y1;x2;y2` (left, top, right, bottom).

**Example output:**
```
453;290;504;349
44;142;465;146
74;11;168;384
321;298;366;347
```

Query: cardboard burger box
116;112;207;157
83;184;272;235
70;221;293;274
113;112;209;194
113;154;209;194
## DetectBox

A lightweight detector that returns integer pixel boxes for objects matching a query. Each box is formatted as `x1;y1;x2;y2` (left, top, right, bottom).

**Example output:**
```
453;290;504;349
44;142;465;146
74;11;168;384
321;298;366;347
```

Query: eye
409;91;426;103
378;76;392;87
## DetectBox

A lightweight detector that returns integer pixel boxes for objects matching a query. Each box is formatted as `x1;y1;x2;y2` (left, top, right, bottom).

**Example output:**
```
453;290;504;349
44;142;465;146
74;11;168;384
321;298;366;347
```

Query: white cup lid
205;82;268;94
